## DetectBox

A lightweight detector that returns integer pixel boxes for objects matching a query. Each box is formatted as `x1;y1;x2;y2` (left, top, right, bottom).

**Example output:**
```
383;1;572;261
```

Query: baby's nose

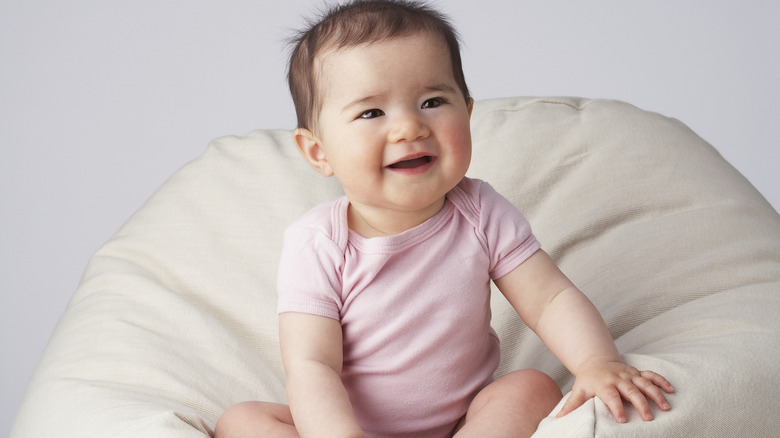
390;113;430;143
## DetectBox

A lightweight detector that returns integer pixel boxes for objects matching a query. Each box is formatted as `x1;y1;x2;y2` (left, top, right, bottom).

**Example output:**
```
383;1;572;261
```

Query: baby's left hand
556;359;675;423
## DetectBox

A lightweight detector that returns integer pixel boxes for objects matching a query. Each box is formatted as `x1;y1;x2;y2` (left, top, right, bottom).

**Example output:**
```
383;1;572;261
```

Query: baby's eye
422;97;447;109
358;109;385;119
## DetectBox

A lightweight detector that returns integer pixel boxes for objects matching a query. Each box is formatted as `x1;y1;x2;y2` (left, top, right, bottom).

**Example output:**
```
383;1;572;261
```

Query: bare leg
215;401;299;438
454;369;562;438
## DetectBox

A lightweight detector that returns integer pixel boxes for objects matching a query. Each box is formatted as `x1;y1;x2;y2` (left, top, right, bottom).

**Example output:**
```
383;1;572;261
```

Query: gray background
2;0;778;434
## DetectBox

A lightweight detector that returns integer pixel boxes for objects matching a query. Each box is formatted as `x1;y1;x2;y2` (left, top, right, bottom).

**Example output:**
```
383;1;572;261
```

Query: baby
216;1;674;437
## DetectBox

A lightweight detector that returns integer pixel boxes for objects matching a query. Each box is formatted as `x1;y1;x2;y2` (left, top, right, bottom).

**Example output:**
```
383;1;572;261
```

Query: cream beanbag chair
12;97;780;437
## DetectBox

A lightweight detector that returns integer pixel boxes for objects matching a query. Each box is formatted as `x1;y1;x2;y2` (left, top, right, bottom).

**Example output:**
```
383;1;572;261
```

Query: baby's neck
347;198;445;238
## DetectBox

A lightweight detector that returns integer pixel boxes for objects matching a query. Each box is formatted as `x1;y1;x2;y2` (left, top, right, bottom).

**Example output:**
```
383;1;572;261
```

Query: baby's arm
494;250;674;423
279;312;365;437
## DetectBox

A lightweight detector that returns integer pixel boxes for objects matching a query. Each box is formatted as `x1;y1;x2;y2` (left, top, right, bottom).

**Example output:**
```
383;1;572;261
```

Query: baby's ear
294;128;334;177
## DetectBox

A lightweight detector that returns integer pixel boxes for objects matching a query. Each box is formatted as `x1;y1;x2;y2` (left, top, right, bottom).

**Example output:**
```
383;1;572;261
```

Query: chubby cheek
444;121;473;168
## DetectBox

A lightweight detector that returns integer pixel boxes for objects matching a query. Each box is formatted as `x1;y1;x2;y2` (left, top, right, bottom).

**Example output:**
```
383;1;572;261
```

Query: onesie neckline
343;197;456;255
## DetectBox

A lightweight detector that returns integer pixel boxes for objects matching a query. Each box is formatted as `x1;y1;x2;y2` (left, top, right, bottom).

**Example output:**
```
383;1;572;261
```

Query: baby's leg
215;401;298;438
454;369;562;438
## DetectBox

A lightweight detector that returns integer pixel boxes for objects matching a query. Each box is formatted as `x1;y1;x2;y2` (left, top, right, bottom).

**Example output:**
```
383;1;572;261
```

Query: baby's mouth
387;155;434;169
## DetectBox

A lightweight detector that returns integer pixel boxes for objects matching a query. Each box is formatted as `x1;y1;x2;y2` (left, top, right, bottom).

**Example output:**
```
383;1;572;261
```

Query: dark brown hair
287;0;470;130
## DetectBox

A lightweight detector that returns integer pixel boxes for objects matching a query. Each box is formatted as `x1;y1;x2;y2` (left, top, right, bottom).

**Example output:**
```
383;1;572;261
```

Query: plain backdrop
2;0;778;434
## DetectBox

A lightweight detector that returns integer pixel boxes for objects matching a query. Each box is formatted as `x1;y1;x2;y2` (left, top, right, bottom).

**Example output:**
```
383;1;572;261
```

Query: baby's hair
287;0;470;130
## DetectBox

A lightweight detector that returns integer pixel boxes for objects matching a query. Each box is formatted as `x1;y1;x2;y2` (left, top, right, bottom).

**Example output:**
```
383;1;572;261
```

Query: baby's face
305;32;473;228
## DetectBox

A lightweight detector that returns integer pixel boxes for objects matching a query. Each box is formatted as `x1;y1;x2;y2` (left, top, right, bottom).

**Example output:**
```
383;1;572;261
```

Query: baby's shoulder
284;195;349;249
449;177;507;216
453;177;503;199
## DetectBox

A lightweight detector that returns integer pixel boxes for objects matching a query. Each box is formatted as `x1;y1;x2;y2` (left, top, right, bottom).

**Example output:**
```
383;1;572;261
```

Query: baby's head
287;0;474;234
288;0;470;131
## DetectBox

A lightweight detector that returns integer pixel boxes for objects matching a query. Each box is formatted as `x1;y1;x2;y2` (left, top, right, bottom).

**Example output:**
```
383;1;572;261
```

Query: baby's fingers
641;370;675;394
617;373;673;422
635;372;673;412
617;379;654;421
598;385;628;423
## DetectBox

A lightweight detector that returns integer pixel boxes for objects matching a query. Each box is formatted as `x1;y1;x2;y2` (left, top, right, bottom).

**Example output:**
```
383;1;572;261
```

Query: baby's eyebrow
424;84;457;95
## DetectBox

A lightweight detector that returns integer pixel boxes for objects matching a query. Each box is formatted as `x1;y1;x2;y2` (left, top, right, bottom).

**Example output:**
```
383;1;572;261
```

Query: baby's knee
215;402;255;438
480;369;562;407
461;369;563;435
507;369;562;401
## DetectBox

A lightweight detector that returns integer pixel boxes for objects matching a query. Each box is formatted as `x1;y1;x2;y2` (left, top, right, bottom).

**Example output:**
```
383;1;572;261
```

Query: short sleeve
276;221;345;321
472;179;541;279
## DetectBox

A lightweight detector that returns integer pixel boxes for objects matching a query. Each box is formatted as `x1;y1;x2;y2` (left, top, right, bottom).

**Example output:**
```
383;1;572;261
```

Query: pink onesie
277;177;540;437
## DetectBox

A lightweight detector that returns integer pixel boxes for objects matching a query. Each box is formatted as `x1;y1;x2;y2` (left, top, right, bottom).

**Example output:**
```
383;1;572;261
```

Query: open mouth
387;155;434;169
